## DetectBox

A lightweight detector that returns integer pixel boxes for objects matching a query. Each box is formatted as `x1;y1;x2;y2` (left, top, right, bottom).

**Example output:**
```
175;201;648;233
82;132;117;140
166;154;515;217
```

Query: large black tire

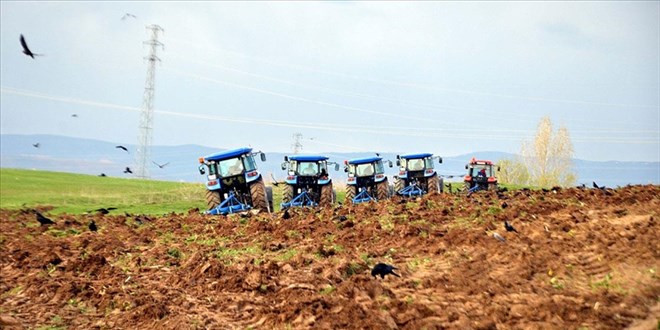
266;186;274;211
319;183;333;207
427;175;439;194
282;185;294;204
249;179;270;213
205;189;222;210
376;179;389;200
394;178;405;195
345;185;357;205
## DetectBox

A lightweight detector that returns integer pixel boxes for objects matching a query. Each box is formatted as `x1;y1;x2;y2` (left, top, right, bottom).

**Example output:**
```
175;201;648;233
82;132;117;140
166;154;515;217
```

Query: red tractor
464;158;499;192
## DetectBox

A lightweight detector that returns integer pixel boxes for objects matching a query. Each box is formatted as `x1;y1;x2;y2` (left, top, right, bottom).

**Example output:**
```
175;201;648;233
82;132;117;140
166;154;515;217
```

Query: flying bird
371;263;400;279
504;221;518;233
36;212;55;226
20;34;43;59
116;145;129;153
71;114;78;118
152;161;169;169
32;143;40;148
124;167;133;174
88;220;98;232
121;13;137;20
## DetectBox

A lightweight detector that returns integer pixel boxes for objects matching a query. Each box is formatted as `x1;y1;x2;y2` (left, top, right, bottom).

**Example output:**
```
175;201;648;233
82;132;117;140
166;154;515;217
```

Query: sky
1;1;658;162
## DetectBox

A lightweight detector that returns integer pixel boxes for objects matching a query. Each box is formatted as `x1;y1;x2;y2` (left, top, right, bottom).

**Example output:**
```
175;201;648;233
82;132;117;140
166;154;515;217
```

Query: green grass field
0;168;206;215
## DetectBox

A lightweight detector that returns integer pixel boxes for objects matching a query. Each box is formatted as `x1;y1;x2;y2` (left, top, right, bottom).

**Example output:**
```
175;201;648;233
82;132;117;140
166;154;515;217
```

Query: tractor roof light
198;157;205;164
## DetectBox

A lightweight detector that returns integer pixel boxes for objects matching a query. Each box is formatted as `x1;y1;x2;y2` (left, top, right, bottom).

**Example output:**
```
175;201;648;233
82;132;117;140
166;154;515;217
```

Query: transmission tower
291;133;303;154
136;24;164;179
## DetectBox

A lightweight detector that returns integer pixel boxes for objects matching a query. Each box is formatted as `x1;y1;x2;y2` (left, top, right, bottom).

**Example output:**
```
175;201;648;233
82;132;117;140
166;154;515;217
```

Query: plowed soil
1;185;659;329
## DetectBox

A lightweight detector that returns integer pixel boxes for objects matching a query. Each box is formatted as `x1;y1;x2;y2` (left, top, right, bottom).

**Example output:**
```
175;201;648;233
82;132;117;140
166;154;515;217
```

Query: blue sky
1;1;658;161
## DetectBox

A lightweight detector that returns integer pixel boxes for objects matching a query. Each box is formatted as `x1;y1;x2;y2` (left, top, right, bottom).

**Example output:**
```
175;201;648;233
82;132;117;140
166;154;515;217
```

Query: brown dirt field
1;185;659;329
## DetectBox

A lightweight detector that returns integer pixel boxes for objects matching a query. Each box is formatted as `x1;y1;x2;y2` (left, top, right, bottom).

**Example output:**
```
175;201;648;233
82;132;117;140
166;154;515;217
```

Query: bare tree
521;117;576;187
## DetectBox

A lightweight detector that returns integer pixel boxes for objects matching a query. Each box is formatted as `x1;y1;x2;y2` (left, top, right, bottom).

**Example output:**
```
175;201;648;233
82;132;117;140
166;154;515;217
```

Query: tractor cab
464;157;499;192
394;153;443;196
344;156;393;204
280;155;339;209
198;147;272;214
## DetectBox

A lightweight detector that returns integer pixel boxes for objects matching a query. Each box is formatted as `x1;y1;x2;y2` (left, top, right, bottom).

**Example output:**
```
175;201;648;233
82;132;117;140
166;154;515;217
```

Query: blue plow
398;184;425;198
206;191;251;215
281;190;318;209
353;188;376;204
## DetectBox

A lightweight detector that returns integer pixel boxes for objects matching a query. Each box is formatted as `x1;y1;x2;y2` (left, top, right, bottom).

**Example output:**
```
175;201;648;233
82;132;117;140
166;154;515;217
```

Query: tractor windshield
218;157;244;177
298;162;319;176
407;159;425;171
470;164;493;177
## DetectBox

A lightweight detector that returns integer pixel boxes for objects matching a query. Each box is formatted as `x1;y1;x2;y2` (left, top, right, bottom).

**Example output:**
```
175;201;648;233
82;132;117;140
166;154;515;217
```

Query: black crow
501;201;508;209
20;34;43;59
32;143;40;148
504;221;518;233
282;209;291;220
152;161;169;169
88;220;98;232
592;181;601;189
124;167;132;174
71;114;78;118
36;212;55;226
116;145;129;152
371;263;400;279
94;207;117;215
98;173;107;177
337;215;348;222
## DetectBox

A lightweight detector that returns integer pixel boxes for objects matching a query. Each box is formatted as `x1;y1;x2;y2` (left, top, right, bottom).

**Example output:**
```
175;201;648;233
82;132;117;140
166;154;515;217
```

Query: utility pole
291;133;303;154
136;24;164;179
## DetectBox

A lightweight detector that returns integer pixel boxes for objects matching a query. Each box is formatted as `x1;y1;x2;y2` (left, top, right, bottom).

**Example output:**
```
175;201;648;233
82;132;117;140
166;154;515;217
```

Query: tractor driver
478;168;487;178
301;163;317;176
228;159;243;175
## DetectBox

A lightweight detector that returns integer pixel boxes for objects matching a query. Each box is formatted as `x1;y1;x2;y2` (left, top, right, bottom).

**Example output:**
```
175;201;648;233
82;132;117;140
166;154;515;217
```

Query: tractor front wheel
205;189;222;210
376;179;390;200
249;179;270;213
320;183;333;207
345;185;357;204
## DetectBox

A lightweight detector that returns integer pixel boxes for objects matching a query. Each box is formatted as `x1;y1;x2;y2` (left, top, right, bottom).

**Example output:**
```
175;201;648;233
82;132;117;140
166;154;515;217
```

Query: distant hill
1;134;658;187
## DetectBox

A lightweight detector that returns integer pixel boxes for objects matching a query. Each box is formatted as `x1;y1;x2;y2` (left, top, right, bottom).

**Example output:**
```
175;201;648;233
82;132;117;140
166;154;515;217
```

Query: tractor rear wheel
345;185;357;204
394;178;405;195
320;183;333;207
282;185;294;204
376;179;390;200
427;175;439;194
205;189;222;210
249;179;270;213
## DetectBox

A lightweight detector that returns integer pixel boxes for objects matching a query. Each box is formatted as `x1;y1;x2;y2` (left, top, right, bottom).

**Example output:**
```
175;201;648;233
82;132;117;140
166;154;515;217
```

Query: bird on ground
32;143;40;148
94;207;117;215
88;220;98;232
152;161;169;169
36;212;55;226
501;201;509;209
98;173;107;177
493;232;506;242
592;181;605;189
504;221;518;233
124;167;132;174
121;13;137;20
371;263;400;279
116;145;129;153
282;209;291;220
337;215;348;222
20;34;43;59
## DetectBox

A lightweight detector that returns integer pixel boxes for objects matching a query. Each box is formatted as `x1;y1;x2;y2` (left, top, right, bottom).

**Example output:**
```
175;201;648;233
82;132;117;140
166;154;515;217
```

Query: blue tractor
280;155;340;209
394;153;443;197
344;156;393;204
198;147;273;215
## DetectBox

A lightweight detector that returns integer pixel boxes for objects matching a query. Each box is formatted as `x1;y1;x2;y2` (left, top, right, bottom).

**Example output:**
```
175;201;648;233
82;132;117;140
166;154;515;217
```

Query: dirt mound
1;185;659;329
